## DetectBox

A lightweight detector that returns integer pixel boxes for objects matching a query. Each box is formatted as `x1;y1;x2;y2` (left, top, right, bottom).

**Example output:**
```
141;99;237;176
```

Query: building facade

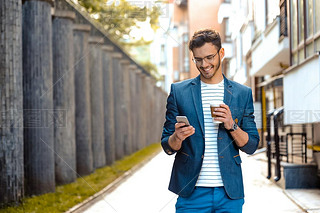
170;0;222;82
218;0;320;188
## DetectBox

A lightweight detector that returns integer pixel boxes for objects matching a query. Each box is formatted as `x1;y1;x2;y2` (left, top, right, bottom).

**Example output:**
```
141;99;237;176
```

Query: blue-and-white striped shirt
195;80;224;187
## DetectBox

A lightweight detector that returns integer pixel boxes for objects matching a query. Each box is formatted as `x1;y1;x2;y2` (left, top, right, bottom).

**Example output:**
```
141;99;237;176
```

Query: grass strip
0;143;162;213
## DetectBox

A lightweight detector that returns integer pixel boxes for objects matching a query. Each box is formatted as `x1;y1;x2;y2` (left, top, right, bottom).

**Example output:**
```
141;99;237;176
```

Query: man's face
192;43;224;82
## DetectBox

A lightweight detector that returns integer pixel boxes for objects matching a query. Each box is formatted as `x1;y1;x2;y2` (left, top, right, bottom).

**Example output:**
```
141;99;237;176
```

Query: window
280;0;288;37
315;0;320;33
174;70;180;81
315;0;320;52
160;44;165;66
298;0;304;44
236;35;243;68
267;0;280;25
290;0;320;65
183;33;189;73
291;0;298;50
306;0;314;58
306;0;313;38
225;18;231;41
254;1;266;33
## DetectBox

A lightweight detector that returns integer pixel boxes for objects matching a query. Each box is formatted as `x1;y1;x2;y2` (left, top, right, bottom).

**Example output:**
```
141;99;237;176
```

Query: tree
77;0;163;77
77;0;161;46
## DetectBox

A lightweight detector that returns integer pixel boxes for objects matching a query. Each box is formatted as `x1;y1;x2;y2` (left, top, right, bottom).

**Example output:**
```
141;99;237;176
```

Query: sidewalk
244;152;320;213
81;151;177;213
75;150;320;213
242;152;317;213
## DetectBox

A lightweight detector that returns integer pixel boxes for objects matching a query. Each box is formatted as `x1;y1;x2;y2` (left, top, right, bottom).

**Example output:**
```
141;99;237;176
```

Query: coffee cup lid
210;102;224;107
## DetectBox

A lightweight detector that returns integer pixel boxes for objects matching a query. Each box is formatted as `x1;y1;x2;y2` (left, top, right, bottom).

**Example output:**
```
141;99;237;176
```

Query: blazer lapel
223;75;233;107
191;76;204;135
219;75;233;131
217;75;234;153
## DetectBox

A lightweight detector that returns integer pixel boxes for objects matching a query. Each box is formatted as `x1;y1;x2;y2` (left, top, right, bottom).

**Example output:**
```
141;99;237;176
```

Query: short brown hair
188;29;221;51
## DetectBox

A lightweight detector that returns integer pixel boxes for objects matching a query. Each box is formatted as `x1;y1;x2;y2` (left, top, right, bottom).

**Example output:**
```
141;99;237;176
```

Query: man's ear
219;47;225;59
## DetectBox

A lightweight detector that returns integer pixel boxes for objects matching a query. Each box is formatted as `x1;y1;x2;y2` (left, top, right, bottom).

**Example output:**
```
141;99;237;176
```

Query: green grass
0;143;162;213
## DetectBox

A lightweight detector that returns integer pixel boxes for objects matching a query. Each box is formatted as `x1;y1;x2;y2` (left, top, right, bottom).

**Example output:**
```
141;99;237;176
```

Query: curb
65;149;162;213
250;151;312;213
282;190;308;213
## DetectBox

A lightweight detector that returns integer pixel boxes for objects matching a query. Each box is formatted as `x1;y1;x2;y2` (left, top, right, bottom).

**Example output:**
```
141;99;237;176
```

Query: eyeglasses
192;50;220;65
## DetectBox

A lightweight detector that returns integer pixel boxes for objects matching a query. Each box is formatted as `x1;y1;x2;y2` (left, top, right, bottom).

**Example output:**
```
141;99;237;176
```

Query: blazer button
201;155;204;159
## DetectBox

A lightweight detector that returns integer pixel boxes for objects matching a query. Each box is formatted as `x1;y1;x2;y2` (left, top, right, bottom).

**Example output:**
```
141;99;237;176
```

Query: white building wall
251;17;290;76
242;22;254;56
253;1;266;33
283;57;320;124
222;42;233;58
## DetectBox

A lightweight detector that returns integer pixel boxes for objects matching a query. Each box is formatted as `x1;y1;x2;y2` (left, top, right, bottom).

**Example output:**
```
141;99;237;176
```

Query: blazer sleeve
161;84;179;155
239;88;260;154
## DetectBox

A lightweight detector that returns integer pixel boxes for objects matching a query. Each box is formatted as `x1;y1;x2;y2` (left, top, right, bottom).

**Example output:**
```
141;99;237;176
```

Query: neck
200;72;224;84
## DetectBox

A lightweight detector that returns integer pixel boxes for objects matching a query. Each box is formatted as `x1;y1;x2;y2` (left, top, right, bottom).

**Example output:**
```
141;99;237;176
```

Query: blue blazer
161;75;260;199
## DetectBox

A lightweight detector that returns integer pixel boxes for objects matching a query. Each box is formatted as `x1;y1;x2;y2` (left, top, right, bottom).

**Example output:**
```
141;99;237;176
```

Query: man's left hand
212;104;234;130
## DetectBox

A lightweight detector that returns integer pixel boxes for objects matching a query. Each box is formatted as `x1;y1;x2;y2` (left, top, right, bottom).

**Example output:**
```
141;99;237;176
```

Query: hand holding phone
169;116;195;150
176;116;190;127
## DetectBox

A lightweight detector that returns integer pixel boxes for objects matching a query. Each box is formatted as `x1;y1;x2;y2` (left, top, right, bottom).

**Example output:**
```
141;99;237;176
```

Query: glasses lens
193;58;200;64
193;50;220;65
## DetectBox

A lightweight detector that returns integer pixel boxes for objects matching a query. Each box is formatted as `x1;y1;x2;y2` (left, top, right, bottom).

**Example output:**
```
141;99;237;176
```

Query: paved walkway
83;151;176;213
80;151;320;213
242;152;304;213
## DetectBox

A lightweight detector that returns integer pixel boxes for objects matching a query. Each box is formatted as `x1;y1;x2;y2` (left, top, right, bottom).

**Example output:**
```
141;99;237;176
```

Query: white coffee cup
210;101;224;124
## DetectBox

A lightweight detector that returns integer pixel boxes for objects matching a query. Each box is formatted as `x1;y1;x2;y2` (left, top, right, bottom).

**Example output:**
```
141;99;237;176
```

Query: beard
198;54;221;80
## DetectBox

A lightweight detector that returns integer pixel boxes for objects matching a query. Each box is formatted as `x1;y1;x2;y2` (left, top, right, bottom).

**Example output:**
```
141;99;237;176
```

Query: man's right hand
168;123;195;151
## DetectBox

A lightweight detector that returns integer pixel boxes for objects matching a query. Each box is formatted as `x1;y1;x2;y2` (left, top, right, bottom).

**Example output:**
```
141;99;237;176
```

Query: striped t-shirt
195;79;224;187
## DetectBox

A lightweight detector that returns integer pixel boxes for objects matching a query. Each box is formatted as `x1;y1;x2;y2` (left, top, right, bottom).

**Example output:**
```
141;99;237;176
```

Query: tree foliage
78;0;162;44
140;60;160;79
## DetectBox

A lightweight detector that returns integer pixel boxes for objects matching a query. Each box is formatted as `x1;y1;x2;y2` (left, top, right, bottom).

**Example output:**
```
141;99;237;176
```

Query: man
161;29;260;212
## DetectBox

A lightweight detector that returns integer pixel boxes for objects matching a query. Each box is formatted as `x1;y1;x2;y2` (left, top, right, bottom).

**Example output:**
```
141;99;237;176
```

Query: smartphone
176;116;190;127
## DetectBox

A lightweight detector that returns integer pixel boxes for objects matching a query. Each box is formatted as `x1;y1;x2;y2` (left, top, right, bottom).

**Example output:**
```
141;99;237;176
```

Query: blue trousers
175;187;244;213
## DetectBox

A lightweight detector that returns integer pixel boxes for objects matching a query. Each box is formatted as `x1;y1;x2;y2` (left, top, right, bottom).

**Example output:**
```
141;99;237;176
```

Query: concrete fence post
0;0;24;204
156;86;165;143
120;59;132;156
138;71;148;149
145;76;153;145
88;36;106;169
157;87;166;142
150;78;157;144
52;10;77;185
156;85;164;143
22;0;55;195
73;24;94;176
101;45;116;165
111;53;125;159
154;87;160;143
134;69;143;150
151;78;159;143
128;65;139;152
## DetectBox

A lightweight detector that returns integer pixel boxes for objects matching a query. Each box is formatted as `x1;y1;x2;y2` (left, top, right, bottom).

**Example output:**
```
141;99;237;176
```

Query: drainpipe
266;109;276;179
273;106;284;182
